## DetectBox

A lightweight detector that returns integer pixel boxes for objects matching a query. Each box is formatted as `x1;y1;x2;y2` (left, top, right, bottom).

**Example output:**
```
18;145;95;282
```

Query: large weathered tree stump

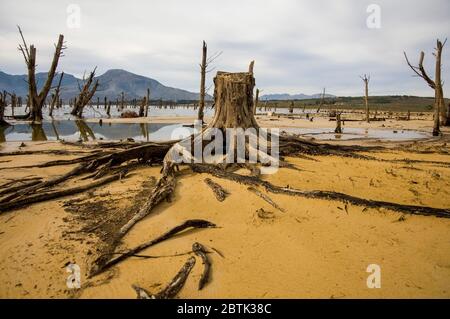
207;71;258;130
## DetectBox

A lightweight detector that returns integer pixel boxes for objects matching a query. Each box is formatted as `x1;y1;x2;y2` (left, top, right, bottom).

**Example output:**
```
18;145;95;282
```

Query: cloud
0;0;449;96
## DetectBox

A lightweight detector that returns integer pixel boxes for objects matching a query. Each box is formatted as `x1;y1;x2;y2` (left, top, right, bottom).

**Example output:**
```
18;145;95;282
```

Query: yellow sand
0;116;449;299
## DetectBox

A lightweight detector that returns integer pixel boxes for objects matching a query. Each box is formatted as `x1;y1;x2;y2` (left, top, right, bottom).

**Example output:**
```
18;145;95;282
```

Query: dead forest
0;28;450;299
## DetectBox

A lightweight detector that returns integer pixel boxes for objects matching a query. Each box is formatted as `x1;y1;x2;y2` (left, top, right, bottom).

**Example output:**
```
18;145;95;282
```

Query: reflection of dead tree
71;68;99;117
75;120;96;141
360;75;370;123
404;39;448;134
17;26;65;123
31;124;47;141
49;72;64;117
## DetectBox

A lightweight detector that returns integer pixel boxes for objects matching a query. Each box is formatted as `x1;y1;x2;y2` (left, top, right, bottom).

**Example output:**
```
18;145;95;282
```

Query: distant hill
260;93;336;100
0;69;210;101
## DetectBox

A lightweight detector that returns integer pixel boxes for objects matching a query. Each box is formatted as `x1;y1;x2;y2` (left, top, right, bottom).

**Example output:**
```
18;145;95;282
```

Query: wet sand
0;114;449;298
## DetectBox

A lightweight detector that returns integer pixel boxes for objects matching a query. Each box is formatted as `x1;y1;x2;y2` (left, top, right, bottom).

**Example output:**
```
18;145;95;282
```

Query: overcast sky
1;0;449;96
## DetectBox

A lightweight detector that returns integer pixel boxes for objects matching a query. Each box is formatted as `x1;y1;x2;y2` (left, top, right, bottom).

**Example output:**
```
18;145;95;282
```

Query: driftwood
91;219;216;276
0;170;127;213
204;178;229;201
132;256;196;299
192;242;211;290
247;186;285;212
192;164;450;218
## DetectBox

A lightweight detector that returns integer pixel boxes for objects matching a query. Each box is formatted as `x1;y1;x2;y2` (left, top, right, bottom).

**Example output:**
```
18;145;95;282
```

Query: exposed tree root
204;178;229;201
113;166;177;244
0;177;43;196
132;256;196;299
248;186;285;212
0;149;95;157
191;164;450;218
0;163;89;203
192;242;211;290
91;219;216;277
0;170;128;213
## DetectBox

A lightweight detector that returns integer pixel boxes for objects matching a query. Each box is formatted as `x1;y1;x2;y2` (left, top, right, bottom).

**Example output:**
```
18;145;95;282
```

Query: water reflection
1;120;191;143
31;124;48;141
0;120;430;143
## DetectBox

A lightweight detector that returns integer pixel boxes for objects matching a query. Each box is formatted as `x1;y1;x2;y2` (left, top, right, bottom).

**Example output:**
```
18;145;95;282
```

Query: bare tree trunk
17;26;65;123
207;70;257;129
360;75;370;123
316;88;326;113
139;96;147;117
0;91;10;126
404;39;446;135
50;72;64;117
145;88;150;117
335;113;342;133
253;88;259;115
71;68;99;118
289;101;294;114
198;41;207;122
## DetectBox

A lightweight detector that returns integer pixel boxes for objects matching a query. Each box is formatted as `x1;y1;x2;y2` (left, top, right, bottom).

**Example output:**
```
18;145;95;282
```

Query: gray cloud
0;0;449;96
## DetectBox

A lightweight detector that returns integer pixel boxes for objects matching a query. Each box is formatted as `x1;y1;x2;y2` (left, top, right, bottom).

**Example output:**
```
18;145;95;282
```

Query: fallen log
0;170;127;213
0;163;89;203
91;219;216;276
132;256;196;299
192;164;450;218
192;242;211;290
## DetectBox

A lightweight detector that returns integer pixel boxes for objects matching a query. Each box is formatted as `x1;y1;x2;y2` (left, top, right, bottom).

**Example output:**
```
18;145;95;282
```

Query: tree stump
207;71;258;130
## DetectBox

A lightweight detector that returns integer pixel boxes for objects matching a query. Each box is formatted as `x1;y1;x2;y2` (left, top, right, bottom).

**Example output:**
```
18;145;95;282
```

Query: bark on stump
207;71;258;130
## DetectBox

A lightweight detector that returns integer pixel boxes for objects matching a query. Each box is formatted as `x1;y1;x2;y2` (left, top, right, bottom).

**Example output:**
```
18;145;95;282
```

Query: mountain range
0;69;210;101
0;68;334;102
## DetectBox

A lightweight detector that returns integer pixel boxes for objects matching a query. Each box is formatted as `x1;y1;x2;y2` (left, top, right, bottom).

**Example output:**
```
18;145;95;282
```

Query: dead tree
404;39;447;133
335;113;342;133
289;101;294;114
253;88;260;115
197;41;222;123
49;72;64;117
139;96;147;117
0;91;10;126
316;88;326;113
71;68;99;118
360;75;370;123
145;88;150;117
17;26;65;123
198;41;207;122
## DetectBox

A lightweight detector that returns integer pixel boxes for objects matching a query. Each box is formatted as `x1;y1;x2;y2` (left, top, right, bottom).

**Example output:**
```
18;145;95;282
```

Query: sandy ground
0;115;449;299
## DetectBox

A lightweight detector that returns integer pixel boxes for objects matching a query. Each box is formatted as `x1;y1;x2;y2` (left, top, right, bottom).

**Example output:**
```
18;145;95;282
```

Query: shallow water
0;121;193;143
0;120;429;143
282;127;430;141
5;105;214;120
